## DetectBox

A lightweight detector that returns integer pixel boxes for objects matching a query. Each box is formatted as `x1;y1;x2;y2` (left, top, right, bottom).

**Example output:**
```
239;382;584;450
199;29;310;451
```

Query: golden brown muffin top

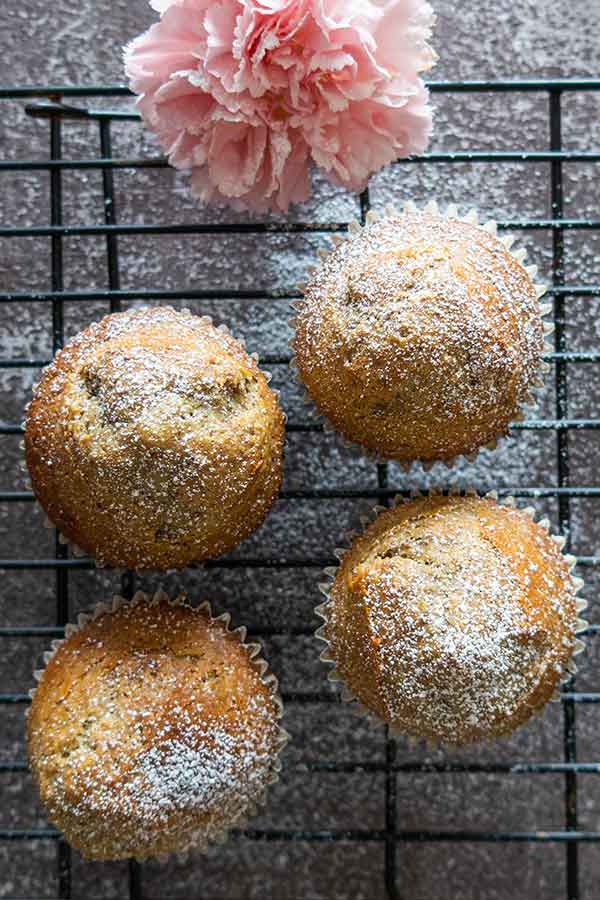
25;306;285;569
326;495;578;745
294;212;544;462
27;595;284;860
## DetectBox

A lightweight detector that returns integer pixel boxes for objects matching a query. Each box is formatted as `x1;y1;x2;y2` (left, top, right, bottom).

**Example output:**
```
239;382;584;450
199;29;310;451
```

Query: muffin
319;493;585;745
25;306;285;569
293;204;548;464
27;591;286;860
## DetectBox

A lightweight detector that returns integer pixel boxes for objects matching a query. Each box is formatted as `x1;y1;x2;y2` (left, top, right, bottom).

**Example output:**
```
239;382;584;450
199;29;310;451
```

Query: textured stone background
1;1;600;898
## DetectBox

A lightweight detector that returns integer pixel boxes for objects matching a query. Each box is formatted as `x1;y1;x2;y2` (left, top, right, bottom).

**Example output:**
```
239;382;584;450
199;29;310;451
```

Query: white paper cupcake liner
21;311;283;572
290;199;552;473
314;487;586;747
28;588;289;862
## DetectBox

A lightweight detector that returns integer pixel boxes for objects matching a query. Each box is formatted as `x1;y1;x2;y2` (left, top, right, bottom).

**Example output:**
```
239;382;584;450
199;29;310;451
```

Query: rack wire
1;78;600;900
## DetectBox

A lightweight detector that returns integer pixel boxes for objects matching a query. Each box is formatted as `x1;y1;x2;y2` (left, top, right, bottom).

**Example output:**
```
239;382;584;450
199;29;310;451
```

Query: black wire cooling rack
1;78;600;900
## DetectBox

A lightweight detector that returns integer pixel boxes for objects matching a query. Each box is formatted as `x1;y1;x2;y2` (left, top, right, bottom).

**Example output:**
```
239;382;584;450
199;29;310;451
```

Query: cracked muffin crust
24;306;285;569
324;494;578;745
293;211;544;463
27;594;285;860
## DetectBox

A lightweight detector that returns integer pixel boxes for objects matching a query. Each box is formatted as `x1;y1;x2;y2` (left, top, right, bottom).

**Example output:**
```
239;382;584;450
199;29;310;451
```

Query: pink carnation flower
125;0;436;212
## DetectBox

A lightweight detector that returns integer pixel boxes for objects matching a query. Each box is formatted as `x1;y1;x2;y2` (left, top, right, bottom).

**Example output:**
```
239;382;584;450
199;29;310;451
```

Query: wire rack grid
1;78;600;900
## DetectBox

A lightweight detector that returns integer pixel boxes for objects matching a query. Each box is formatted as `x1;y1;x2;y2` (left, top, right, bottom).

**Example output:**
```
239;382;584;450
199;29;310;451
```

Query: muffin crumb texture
24;306;285;569
294;211;544;463
326;495;578;745
27;595;284;860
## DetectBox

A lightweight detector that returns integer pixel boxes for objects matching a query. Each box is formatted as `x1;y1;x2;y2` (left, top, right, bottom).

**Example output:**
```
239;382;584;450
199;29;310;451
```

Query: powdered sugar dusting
138;733;240;814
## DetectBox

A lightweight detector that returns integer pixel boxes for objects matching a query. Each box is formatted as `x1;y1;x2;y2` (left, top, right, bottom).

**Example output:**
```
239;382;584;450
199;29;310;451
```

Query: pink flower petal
125;0;435;212
208;119;268;196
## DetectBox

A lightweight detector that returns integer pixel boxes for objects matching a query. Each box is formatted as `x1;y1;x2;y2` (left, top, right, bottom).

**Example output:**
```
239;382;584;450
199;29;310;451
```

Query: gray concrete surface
1;1;600;898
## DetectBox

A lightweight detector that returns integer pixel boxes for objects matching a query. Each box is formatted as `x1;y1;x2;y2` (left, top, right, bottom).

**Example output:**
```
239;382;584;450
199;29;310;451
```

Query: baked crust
294;212;543;462
27;596;282;860
327;495;577;744
25;306;285;569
